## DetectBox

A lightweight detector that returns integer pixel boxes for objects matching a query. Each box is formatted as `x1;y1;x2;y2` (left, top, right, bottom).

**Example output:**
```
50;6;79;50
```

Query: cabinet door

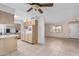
4;38;17;52
0;11;14;24
0;39;5;55
26;34;32;43
24;34;29;42
24;34;32;43
21;34;24;40
28;34;32;43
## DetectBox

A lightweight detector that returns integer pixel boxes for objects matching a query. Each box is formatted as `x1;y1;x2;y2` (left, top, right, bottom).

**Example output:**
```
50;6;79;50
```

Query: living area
0;3;79;56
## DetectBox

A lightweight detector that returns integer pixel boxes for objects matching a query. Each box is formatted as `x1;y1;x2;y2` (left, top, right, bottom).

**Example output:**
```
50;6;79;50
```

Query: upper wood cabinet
24;19;35;26
0;11;14;24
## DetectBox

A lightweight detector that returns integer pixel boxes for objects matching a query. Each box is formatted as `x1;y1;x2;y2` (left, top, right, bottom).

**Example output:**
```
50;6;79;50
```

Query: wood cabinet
24;34;32;43
22;20;38;44
4;37;17;52
0;39;5;55
0;37;17;55
0;10;14;24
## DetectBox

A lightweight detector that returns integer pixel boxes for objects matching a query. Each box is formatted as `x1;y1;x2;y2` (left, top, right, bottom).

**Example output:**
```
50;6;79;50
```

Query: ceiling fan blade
38;8;43;14
27;7;33;12
39;3;53;7
28;3;39;5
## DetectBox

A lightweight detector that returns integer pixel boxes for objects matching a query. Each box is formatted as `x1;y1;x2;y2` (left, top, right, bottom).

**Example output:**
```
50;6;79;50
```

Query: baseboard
45;36;79;40
21;40;34;45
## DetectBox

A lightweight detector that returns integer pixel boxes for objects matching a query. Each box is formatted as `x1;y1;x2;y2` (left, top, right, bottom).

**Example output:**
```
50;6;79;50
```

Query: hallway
5;37;79;56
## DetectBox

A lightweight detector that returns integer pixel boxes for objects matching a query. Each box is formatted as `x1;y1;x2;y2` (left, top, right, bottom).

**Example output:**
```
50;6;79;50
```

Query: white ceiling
2;3;79;24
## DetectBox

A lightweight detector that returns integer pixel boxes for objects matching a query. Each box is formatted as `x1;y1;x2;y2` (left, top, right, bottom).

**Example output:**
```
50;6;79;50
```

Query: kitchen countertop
0;34;18;38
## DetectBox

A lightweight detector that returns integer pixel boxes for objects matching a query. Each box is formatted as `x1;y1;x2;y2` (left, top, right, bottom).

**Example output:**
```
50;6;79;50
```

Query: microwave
5;25;16;34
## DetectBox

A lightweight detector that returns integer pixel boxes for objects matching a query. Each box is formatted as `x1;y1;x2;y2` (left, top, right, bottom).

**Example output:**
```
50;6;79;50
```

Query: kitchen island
0;34;18;55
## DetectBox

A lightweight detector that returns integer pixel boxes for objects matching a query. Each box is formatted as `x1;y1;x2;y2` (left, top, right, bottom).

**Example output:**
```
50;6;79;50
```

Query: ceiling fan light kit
32;5;39;11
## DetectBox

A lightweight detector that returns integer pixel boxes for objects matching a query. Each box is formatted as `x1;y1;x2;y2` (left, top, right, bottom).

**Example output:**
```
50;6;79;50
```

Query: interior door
69;24;78;38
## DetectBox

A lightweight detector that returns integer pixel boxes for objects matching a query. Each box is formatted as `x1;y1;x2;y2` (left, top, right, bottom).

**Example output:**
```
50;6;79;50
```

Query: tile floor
4;37;79;56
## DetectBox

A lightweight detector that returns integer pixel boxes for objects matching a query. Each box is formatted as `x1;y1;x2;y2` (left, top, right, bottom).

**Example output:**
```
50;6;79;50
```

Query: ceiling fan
27;3;53;14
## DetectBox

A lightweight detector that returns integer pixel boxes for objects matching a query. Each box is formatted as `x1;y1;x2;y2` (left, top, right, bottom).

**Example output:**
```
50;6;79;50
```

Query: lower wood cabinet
4;37;17;52
23;34;32;43
0;39;5;55
28;34;32;43
0;37;17;55
26;34;32;43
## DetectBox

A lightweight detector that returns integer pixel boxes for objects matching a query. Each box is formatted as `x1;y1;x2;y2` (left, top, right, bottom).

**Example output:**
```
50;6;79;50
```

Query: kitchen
0;5;18;55
0;4;40;55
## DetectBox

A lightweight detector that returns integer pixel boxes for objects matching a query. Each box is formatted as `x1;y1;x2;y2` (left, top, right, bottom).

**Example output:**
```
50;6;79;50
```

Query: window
50;25;62;33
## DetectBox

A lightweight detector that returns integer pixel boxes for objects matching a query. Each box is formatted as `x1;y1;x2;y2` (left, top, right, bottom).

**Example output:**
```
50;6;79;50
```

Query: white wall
74;4;79;19
45;3;79;38
38;15;45;44
45;21;70;38
44;3;77;24
14;19;23;24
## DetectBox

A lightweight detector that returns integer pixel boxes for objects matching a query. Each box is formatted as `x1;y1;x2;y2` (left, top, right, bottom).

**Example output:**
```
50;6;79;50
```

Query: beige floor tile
4;37;79;56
